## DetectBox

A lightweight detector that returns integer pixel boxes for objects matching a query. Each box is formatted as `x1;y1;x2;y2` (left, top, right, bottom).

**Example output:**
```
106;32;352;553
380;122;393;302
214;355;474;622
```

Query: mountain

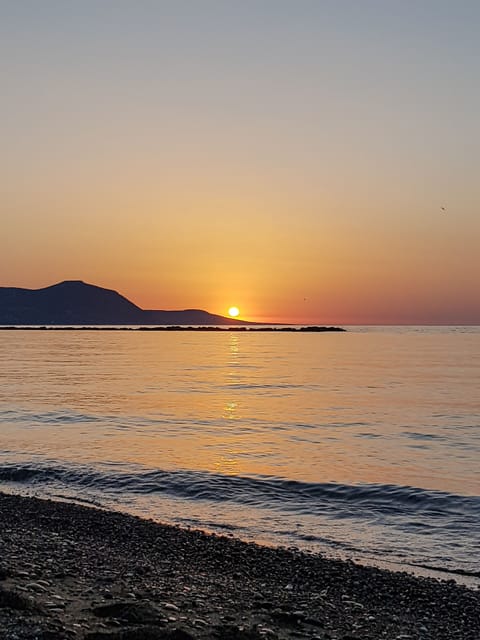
0;281;254;326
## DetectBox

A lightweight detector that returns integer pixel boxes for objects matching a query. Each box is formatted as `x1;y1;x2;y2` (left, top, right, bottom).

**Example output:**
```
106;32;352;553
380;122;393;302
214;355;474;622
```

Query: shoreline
1;492;478;640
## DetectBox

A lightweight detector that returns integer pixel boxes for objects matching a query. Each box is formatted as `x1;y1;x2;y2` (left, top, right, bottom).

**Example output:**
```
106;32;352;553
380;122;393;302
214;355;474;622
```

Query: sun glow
228;306;240;318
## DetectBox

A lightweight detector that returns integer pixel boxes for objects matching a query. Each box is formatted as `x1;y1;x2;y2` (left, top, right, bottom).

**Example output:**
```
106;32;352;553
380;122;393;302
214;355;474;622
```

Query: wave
0;461;478;524
1;460;479;580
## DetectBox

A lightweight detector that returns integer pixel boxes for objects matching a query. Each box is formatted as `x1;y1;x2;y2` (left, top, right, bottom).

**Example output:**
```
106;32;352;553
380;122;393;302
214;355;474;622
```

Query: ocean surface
0;327;479;585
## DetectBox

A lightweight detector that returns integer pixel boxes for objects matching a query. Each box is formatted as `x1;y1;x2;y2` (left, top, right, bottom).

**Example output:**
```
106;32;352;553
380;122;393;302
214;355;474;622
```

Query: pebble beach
0;492;478;640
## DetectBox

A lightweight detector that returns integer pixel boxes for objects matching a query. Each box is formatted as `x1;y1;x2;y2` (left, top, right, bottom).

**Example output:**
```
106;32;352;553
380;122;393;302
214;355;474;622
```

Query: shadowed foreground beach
0;492;478;640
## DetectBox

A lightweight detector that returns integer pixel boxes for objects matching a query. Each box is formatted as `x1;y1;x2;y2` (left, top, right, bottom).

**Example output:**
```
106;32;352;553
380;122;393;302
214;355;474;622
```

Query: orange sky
1;2;479;324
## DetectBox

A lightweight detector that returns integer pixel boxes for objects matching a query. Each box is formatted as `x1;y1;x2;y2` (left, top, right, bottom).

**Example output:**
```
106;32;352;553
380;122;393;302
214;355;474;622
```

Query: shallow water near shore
0;326;479;585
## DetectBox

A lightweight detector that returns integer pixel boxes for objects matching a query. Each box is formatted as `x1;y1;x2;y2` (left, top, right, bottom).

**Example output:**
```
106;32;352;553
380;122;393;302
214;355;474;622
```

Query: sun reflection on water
223;401;238;419
213;453;240;476
0;329;479;495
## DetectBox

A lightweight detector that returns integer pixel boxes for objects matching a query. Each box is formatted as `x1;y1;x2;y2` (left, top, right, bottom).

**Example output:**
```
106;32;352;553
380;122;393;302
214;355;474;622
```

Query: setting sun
228;306;240;318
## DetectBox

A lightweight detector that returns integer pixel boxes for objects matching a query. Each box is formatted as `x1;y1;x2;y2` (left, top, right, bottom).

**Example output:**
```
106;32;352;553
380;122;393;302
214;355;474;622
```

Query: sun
228;306;240;318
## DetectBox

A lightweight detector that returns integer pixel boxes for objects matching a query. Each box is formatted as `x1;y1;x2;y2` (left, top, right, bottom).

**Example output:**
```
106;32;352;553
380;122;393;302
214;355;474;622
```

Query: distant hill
0;280;254;326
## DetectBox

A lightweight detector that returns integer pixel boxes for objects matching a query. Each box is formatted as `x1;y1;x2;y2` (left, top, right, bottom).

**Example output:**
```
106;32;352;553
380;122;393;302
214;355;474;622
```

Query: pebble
36;579;51;587
25;582;48;592
342;600;364;609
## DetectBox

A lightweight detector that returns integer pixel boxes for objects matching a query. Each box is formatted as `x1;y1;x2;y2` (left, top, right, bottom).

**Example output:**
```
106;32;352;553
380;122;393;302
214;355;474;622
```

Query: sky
1;0;479;324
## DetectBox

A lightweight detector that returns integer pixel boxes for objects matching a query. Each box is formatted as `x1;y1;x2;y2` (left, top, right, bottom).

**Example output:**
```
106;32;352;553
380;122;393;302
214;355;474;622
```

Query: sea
0;326;479;587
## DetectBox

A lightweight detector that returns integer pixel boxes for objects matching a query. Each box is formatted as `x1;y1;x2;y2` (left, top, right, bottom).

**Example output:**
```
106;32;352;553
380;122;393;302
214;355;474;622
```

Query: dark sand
0;492;478;640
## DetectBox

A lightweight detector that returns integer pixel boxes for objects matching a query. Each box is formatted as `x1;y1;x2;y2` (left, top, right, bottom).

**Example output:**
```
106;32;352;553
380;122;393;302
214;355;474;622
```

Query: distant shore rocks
0;325;346;332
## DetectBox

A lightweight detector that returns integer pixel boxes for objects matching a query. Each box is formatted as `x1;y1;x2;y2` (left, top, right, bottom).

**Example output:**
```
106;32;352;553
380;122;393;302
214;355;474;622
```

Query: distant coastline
0;325;345;332
2;280;335;327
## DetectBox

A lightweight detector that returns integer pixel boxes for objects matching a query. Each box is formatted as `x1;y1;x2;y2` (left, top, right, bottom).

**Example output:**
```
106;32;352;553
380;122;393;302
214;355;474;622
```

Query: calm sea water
0;327;479;584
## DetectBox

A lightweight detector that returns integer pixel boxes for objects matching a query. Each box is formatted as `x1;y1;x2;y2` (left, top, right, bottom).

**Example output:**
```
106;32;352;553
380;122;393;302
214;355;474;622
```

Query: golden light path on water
0;328;478;496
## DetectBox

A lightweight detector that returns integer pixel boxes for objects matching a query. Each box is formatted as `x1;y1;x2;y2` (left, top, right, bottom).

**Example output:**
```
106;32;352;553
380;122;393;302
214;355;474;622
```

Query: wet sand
0;491;478;639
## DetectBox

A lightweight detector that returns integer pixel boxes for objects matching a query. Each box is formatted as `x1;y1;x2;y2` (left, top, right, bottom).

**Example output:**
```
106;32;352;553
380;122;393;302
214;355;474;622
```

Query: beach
1;492;478;640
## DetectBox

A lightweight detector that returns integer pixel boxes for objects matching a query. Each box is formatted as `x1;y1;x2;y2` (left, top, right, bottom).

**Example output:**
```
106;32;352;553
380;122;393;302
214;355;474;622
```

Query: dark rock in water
92;601;166;625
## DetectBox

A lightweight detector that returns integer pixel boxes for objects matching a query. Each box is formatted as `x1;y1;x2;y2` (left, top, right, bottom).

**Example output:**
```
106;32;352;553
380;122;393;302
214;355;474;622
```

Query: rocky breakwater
0;492;478;640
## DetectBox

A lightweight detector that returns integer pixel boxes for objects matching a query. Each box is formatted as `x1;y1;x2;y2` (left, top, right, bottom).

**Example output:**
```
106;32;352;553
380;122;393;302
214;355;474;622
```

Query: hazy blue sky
1;1;479;323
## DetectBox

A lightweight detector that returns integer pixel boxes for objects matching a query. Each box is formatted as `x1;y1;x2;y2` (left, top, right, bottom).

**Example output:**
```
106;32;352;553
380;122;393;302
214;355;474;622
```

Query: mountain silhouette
0;280;254;326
